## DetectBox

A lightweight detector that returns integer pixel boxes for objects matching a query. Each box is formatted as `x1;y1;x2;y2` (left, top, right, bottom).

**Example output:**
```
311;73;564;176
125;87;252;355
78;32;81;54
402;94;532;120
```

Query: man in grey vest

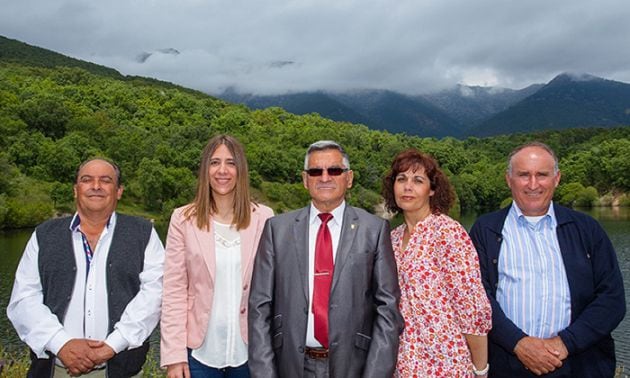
7;158;165;377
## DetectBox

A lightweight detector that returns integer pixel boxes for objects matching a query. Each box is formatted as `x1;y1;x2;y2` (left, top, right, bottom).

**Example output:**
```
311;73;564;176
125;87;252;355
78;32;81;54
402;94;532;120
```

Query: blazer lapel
293;207;310;302
240;208;260;285
192;221;216;284
331;206;359;293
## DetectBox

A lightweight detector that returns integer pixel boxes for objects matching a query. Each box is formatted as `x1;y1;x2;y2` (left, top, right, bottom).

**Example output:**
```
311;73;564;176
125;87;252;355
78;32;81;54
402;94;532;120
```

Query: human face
302;149;353;213
74;160;123;217
209;144;238;198
506;146;561;216
393;167;434;219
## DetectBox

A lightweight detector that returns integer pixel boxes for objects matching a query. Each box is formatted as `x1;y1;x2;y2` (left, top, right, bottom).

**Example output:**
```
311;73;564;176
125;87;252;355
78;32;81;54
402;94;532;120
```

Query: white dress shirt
7;212;164;361
192;221;248;368
305;201;345;348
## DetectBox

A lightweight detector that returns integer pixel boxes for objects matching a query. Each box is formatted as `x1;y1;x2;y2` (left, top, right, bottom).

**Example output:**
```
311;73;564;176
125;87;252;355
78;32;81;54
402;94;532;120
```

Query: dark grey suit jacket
248;205;403;378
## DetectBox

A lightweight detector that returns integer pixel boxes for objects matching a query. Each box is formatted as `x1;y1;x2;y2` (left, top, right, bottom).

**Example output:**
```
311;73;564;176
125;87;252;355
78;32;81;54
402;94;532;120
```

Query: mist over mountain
219;73;630;138
471;73;630;136
3;34;628;139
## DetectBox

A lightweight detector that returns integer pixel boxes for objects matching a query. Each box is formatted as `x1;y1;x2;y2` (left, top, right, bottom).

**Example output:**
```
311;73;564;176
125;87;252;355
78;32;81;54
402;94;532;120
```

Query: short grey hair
507;141;559;176
303;140;350;170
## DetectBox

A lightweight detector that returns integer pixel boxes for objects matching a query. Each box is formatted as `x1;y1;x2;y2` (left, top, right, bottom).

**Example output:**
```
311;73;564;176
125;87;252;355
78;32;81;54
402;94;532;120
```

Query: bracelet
472;363;489;376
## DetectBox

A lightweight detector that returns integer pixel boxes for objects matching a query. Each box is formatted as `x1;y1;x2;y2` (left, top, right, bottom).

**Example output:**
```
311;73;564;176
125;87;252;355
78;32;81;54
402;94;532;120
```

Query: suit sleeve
469;221;527;353
248;219;279;378
363;219;404;378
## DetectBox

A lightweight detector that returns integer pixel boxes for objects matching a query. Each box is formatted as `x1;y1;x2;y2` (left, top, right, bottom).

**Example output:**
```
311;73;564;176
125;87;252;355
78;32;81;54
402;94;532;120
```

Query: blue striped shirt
497;202;571;338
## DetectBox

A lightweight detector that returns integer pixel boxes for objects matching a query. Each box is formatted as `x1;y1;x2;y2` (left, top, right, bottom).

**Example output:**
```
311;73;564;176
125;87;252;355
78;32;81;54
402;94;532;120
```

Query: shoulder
347;206;387;226
471;206;510;231
554;204;602;231
252;202;274;219
266;207;306;226
36;216;72;232
116;213;152;229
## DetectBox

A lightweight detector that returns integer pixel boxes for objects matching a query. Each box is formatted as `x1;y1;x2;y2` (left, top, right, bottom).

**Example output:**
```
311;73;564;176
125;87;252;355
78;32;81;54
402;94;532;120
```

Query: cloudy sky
2;0;630;95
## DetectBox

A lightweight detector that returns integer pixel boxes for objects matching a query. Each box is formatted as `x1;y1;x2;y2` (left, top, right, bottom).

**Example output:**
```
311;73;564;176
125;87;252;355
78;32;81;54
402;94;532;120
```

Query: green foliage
0;60;628;228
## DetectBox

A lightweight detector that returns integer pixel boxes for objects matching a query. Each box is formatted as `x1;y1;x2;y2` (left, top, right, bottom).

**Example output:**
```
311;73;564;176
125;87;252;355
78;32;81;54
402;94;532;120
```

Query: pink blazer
160;203;273;367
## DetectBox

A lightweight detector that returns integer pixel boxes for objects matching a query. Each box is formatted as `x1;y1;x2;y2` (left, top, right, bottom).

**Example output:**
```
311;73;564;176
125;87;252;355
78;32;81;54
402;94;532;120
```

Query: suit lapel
192;220;216;284
331;206;358;293
293;207;310;302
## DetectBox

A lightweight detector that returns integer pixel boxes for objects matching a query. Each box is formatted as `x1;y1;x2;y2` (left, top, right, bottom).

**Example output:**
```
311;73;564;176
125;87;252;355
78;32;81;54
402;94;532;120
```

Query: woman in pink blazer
160;135;273;378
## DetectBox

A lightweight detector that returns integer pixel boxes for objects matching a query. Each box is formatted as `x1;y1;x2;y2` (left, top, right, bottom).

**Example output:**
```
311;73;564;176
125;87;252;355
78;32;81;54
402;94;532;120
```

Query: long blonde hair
183;135;252;230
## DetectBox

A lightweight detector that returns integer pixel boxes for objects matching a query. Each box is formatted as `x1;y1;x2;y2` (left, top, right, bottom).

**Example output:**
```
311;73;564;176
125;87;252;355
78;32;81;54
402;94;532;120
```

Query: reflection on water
1;207;629;367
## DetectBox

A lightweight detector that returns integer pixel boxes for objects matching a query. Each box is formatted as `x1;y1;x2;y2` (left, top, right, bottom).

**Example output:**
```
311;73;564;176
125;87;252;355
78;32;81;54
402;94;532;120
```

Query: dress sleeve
440;218;492;335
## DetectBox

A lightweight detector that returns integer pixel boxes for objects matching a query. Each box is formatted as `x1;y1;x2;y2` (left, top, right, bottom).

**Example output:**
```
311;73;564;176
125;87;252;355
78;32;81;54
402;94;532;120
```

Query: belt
305;347;329;359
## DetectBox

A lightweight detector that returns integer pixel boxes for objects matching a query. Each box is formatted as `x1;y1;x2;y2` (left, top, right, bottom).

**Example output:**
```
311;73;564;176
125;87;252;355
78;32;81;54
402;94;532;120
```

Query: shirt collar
69;212;116;232
510;201;557;228
309;201;346;227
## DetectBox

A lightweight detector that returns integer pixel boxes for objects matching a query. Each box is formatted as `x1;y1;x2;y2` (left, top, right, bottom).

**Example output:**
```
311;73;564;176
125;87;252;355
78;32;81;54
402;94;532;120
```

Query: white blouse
191;221;247;368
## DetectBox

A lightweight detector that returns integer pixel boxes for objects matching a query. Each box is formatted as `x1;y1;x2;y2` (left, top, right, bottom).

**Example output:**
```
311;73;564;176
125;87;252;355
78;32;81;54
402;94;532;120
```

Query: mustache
85;189;106;195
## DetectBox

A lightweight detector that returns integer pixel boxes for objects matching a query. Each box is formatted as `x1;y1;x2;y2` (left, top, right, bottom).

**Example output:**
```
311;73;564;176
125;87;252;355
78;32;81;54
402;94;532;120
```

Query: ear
346;170;354;189
302;171;309;190
117;185;124;200
554;170;561;188
73;184;78;198
505;172;512;189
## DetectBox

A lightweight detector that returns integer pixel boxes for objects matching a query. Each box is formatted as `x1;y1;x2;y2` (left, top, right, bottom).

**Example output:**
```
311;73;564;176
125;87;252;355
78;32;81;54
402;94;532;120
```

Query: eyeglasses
305;167;349;177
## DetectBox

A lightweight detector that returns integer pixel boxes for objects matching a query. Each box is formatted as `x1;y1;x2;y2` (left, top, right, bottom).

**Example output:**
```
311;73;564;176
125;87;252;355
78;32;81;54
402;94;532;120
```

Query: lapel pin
351;224;356;230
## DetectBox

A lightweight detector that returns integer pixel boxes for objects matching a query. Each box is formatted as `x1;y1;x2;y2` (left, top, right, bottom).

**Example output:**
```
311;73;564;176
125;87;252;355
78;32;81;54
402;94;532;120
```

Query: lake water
1;208;629;368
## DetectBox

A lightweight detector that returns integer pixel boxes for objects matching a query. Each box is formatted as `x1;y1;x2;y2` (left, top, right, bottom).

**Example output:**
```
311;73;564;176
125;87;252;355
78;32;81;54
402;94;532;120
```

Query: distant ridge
0;35;123;78
471;73;630;136
0;35;209;97
3;34;628;138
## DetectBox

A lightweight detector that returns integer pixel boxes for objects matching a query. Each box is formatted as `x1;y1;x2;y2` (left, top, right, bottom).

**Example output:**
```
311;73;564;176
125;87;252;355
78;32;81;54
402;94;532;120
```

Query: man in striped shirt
470;142;625;377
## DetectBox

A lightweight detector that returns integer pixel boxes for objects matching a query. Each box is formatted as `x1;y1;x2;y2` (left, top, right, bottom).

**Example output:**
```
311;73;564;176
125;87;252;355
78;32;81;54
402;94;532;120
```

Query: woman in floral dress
382;149;492;378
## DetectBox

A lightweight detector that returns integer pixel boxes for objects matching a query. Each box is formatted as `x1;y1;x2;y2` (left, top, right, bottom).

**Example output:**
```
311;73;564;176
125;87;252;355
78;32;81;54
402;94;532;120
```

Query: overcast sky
2;0;630;95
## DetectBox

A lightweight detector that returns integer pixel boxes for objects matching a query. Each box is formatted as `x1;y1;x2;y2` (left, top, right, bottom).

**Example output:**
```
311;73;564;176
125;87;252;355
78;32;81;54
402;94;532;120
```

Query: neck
312;199;343;214
403;208;432;231
77;210;111;233
213;195;235;224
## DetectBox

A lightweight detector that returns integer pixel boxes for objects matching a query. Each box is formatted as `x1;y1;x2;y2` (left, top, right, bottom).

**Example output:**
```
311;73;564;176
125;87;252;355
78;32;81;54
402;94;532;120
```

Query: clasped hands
57;338;115;377
514;336;568;376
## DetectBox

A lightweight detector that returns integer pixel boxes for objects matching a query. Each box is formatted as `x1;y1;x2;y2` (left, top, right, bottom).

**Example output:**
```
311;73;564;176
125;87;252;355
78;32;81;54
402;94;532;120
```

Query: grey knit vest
28;214;153;378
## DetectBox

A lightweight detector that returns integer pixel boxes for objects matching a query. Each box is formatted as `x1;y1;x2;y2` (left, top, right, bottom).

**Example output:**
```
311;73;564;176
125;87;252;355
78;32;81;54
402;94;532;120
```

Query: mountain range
220;74;630;138
2;35;629;138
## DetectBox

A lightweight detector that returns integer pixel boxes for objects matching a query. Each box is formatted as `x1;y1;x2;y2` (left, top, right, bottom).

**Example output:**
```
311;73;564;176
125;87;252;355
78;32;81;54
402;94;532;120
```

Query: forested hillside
1;62;629;229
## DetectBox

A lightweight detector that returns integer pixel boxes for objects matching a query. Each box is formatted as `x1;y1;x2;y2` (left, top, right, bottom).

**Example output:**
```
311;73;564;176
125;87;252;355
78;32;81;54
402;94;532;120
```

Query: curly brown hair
382;149;455;215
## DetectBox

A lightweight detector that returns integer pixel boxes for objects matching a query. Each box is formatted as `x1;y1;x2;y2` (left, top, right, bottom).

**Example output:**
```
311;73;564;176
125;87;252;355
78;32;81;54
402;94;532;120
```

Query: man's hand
544;336;569;360
514;336;563;375
166;362;191;378
86;340;116;366
57;339;97;376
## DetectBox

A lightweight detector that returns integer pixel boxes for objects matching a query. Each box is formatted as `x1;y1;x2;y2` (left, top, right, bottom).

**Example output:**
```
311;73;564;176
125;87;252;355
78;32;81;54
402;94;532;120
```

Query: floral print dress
392;213;492;378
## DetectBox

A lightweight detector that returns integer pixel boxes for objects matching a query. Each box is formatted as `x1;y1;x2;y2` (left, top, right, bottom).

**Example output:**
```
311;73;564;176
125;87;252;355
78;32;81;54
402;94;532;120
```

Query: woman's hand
166;362;190;378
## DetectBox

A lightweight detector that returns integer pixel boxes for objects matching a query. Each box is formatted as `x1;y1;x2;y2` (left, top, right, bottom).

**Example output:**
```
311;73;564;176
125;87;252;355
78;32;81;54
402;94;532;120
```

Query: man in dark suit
248;140;403;378
469;142;625;377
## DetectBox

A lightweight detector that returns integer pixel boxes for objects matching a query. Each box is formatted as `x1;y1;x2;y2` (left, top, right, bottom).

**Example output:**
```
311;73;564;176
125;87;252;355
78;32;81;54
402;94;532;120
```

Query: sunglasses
305;167;349;177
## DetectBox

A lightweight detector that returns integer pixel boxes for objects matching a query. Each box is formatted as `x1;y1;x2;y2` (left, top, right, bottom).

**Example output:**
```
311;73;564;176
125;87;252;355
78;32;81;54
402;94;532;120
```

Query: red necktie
313;212;334;349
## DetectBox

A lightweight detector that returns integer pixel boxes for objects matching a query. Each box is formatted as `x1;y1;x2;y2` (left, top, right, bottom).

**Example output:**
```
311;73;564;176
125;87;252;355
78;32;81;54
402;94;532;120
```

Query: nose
527;175;538;189
218;162;228;173
320;170;333;181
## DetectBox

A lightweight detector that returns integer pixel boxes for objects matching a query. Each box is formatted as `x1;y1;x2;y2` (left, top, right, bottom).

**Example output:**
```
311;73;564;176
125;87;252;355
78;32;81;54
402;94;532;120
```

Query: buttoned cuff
46;329;72;357
105;330;129;354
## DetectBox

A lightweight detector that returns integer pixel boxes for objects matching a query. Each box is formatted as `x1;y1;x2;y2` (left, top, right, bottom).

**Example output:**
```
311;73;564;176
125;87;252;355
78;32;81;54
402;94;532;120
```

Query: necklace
214;229;241;248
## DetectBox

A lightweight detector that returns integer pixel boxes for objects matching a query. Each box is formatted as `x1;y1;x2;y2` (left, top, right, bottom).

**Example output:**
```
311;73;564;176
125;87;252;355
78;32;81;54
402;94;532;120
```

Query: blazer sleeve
469;220;527;353
247;219;279;378
363;218;404;378
160;208;190;367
